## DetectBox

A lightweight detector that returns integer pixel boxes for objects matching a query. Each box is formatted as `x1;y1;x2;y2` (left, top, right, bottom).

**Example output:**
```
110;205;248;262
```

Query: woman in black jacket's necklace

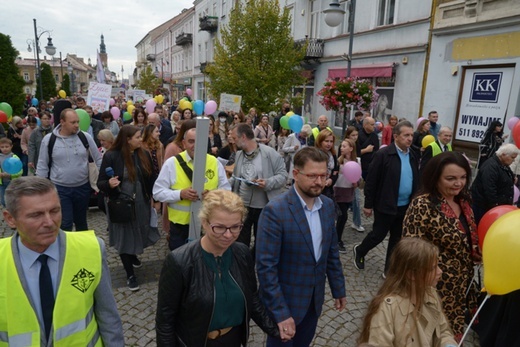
155;189;280;347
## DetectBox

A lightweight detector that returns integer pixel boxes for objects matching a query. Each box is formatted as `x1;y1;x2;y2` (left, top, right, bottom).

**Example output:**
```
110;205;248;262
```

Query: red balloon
478;205;518;249
0;111;7;123
513;121;520;149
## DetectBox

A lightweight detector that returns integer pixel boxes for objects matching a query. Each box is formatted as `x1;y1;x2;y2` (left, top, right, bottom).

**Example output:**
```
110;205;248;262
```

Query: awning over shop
328;63;395;79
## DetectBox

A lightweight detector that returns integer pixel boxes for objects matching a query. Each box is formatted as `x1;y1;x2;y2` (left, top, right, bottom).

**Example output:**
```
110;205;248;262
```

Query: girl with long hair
314;128;338;199
131;107;148;129
359;238;457;346
334;139;357;253
97;125;160;291
412;119;431;155
141;124;164;176
343;126;364;232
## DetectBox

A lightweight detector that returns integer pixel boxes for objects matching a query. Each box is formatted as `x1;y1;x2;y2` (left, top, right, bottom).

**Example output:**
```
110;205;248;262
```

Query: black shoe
353;244;365;270
127;276;140;291
338;242;347;254
132;258;142;268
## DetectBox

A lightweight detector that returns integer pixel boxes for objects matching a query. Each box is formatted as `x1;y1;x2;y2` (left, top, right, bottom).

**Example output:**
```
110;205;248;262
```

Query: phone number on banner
458;128;485;140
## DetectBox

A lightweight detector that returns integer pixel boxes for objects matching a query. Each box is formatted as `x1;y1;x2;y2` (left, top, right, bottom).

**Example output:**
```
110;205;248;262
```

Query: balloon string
457;293;491;347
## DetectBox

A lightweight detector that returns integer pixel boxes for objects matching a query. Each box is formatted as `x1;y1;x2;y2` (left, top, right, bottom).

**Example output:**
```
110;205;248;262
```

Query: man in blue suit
256;147;347;346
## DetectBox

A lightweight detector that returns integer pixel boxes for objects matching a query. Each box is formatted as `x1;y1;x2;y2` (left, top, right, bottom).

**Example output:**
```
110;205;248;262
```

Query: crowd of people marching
1;92;519;347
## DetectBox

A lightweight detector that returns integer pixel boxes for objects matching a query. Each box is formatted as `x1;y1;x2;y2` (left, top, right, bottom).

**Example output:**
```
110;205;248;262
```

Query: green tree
36;62;57;101
0;33;26;115
62;73;71;96
137;65;160;94
205;0;306;113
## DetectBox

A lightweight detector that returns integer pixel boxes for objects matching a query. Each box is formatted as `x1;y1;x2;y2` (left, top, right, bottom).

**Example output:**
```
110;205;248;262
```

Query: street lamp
324;0;356;135
30;18;56;102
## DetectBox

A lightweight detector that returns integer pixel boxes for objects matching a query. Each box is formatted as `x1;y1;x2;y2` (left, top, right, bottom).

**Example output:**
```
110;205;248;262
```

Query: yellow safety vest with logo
0;231;103;347
312;126;332;139
428;141;452;157
169;151;219;225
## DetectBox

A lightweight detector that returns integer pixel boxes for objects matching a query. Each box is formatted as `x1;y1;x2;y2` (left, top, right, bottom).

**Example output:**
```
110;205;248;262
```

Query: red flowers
317;77;378;112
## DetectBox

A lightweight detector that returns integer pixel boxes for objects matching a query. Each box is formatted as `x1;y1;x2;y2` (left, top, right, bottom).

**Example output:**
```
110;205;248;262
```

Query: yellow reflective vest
168;151;219;225
312;126;332;139
0;231;103;347
428;141;452;157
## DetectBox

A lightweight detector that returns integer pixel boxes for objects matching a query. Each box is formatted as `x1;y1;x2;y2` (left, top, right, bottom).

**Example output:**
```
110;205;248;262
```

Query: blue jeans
55;182;91;231
351;188;361;227
20;153;28;176
0;182;9;207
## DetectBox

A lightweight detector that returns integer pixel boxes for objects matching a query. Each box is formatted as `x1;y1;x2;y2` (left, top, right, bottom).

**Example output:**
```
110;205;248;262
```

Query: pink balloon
507;117;519;131
145;99;156;114
205;100;218;115
514;186;520;204
380;144;388;148
186;88;193;97
110;107;120;120
416;117;426;129
109;98;116;106
342;161;362;184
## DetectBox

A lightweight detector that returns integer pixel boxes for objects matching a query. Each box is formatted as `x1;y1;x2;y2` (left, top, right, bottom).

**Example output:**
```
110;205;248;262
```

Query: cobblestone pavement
0;206;480;347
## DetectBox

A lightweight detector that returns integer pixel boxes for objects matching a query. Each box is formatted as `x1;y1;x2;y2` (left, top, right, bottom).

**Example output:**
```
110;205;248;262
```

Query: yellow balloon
421;135;435;148
483;209;520;295
127;104;135;115
58;90;66;98
286;111;295;117
157;95;164;104
179;100;192;110
127;100;133;106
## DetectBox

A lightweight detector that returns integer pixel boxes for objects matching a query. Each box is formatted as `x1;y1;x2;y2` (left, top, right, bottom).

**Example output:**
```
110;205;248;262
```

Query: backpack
47;131;92;179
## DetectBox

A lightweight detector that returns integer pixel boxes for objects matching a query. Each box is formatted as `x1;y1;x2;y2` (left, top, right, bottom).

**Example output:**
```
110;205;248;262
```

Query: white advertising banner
87;82;112;114
455;66;515;143
219;93;242;113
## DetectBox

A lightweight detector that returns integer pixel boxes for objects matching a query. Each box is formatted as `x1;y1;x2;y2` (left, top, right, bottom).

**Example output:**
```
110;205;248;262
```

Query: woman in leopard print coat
403;152;481;342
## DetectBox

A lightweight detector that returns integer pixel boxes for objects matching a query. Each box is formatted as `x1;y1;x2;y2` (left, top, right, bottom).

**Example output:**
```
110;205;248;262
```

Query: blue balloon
31;98;38;106
288;114;304;133
2;157;22;175
193;100;204;115
36;117;41;126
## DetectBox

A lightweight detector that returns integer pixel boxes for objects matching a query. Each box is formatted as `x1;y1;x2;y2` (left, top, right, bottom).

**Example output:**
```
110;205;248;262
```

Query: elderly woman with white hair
281;124;312;183
471;143;520;224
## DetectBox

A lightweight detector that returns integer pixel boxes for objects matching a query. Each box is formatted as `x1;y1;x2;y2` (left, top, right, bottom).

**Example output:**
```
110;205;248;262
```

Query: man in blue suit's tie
256;147;347;346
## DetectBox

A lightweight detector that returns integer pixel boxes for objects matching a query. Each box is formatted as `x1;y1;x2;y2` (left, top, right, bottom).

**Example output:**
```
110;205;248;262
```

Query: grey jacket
230;144;287;202
28;126;53;169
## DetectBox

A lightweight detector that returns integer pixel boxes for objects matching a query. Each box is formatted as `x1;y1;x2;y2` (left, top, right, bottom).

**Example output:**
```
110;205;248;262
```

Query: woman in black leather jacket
155;190;280;346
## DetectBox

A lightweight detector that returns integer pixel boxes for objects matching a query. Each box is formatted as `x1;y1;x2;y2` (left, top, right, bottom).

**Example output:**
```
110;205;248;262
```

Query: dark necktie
38;254;55;340
444;145;448;152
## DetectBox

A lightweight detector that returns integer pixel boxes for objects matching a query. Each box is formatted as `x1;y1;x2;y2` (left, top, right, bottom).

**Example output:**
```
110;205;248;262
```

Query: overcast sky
1;0;194;76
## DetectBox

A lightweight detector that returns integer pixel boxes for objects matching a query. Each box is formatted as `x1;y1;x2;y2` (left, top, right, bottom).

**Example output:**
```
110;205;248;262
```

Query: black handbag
107;181;137;224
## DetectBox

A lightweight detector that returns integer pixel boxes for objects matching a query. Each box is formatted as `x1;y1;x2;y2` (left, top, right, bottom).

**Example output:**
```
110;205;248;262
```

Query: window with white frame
198;44;202;63
197;81;206;101
378;0;396;26
25;87;31;94
213;2;217;16
286;5;295;36
309;0;320;38
342;1;351;34
55;74;59;82
222;0;226;17
23;72;30;81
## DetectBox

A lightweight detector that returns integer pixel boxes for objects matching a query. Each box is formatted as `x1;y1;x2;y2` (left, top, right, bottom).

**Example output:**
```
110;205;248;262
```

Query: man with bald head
148;113;174;148
358;117;379;179
308;115;332;147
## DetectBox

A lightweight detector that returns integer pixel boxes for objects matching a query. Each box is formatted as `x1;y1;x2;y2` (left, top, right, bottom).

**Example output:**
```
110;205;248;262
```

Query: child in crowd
334;138;357;253
277;127;290;155
0;138;23;207
345;126;364;232
358;238;457;347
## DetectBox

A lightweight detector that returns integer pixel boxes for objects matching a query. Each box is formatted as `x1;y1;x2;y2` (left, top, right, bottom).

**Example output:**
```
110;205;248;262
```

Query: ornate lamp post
67;62;76;94
29;18;56;102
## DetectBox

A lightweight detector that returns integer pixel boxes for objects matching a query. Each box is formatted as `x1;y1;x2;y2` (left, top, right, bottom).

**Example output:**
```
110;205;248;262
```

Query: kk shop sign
455;67;515;144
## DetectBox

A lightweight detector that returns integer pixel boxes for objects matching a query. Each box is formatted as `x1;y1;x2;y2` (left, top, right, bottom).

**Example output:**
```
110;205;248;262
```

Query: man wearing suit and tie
256;147;346;346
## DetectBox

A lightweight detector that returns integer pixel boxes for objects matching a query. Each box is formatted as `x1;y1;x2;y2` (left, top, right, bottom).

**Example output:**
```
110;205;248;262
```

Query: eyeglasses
209;223;243;235
296;171;329;181
234;117;239;120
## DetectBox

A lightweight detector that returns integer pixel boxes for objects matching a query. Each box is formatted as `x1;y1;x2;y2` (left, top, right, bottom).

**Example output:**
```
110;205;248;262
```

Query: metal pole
342;0;356;137
33;18;43;102
188;117;210;241
59;51;63;81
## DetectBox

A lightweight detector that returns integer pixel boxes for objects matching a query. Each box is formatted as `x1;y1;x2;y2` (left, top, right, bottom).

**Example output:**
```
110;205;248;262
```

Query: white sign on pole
87;82;112;114
455;66;515;144
219;93;242;113
133;90;146;102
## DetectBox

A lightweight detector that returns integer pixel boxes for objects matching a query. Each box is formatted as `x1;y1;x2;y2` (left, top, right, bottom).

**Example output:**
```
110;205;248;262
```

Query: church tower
99;34;108;67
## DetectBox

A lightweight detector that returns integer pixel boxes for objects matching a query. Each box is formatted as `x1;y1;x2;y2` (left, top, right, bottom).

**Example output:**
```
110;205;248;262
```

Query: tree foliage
62;73;71;96
205;0;306;113
0;33;26;115
36;62;57;101
137;65;160;94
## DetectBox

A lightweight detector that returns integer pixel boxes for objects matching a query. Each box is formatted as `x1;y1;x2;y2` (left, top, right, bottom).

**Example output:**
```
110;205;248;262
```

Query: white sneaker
352;224;365;232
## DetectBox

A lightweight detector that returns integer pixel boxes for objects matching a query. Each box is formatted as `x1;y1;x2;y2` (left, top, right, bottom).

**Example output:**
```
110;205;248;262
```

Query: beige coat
368;288;457;347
